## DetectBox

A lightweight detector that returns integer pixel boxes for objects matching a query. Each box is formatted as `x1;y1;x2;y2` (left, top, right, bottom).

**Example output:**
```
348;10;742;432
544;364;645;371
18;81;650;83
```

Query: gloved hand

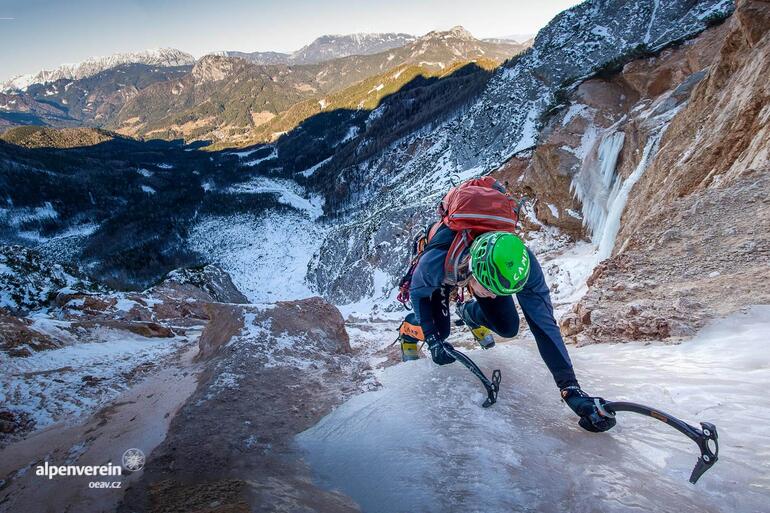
425;334;456;366
561;386;616;433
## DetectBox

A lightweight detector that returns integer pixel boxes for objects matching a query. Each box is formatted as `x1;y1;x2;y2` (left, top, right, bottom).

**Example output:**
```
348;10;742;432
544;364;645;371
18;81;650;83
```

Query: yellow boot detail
471;326;495;349
400;338;420;361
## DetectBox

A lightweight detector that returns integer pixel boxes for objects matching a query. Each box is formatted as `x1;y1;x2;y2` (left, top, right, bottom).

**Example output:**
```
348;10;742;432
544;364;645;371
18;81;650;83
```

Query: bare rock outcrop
152;264;250;304
0;310;61;356
120;297;364;512
196;302;246;359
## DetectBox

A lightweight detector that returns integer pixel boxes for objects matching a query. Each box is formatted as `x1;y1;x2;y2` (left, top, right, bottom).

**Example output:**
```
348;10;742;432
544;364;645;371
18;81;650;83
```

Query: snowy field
297;306;770;513
188;210;327;303
1;329;194;431
188;175;327;303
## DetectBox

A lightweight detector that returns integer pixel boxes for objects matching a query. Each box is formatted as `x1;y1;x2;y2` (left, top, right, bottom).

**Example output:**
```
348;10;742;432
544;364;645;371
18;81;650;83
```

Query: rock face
0;245;251;358
309;205;427;305
0;311;61;357
515;0;769;343
495;16;731;240
155;264;250;304
120;297;365;513
572;0;770;342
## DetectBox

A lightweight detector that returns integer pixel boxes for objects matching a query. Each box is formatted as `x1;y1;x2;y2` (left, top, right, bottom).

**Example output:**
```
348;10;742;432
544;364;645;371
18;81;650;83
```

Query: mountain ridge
1;48;196;92
108;26;524;145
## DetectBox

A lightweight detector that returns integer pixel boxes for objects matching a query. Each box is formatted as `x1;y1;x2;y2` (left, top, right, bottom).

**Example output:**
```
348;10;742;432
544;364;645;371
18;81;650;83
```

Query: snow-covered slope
1;328;192;430
187;177;327;303
1;48;196;92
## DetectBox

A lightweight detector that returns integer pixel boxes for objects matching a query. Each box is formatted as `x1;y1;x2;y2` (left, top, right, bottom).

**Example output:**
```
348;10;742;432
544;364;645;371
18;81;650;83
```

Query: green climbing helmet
469;232;530;295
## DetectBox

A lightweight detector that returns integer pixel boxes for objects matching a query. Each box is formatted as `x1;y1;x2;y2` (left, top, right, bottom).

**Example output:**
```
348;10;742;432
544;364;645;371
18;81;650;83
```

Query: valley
1;0;768;511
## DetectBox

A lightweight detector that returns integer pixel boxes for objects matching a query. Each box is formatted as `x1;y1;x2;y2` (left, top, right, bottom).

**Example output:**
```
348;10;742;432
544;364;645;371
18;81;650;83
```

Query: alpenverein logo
122;448;145;472
35;461;122;479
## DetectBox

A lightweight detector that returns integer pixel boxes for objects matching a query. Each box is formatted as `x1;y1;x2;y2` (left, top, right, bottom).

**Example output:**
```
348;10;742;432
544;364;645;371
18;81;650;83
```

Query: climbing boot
397;313;424;361
456;302;495;349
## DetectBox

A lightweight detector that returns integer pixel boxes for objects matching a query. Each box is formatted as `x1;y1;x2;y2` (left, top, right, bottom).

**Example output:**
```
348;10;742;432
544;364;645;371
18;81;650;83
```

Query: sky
0;0;582;80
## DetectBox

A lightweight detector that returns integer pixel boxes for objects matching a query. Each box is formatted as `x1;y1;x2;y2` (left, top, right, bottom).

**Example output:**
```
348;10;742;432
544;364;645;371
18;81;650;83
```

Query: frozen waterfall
571;127;664;261
571;130;626;242
595;131;663;260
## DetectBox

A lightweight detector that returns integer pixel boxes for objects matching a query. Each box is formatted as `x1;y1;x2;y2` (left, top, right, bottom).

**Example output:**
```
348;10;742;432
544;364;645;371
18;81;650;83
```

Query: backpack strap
443;229;473;285
396;221;445;308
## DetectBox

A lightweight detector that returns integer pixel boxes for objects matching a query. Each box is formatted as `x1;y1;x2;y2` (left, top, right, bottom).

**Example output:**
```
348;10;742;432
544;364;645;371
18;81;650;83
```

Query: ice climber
397;177;616;433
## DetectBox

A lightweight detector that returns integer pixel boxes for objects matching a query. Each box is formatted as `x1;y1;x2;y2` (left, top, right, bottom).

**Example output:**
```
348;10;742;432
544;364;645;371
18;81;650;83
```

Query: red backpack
397;177;520;307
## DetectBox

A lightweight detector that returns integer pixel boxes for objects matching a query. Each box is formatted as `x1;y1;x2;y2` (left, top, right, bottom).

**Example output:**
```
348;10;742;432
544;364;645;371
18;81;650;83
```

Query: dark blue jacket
409;226;578;389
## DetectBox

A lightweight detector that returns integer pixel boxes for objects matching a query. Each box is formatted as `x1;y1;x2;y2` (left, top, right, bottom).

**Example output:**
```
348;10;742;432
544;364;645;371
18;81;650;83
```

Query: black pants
427;288;520;339
464;295;520;338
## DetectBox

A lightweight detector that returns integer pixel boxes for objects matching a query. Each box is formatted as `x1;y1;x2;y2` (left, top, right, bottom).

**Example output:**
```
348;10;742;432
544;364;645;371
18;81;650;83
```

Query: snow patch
188;211;327;303
242;147;278;167
226;176;324;219
562;103;589;126
300;156;333;178
339;125;360;145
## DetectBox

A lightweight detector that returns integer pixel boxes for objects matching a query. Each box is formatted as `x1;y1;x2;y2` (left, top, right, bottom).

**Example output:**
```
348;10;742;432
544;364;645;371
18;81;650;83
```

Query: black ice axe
596;400;719;484
443;345;501;408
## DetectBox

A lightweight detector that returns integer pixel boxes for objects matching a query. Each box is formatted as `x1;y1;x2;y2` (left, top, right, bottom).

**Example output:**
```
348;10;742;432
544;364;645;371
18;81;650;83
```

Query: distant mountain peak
289;32;417;64
1;48;195;92
216;32;420;66
498;33;536;44
421;26;476;41
447;25;475;39
192;54;240;83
